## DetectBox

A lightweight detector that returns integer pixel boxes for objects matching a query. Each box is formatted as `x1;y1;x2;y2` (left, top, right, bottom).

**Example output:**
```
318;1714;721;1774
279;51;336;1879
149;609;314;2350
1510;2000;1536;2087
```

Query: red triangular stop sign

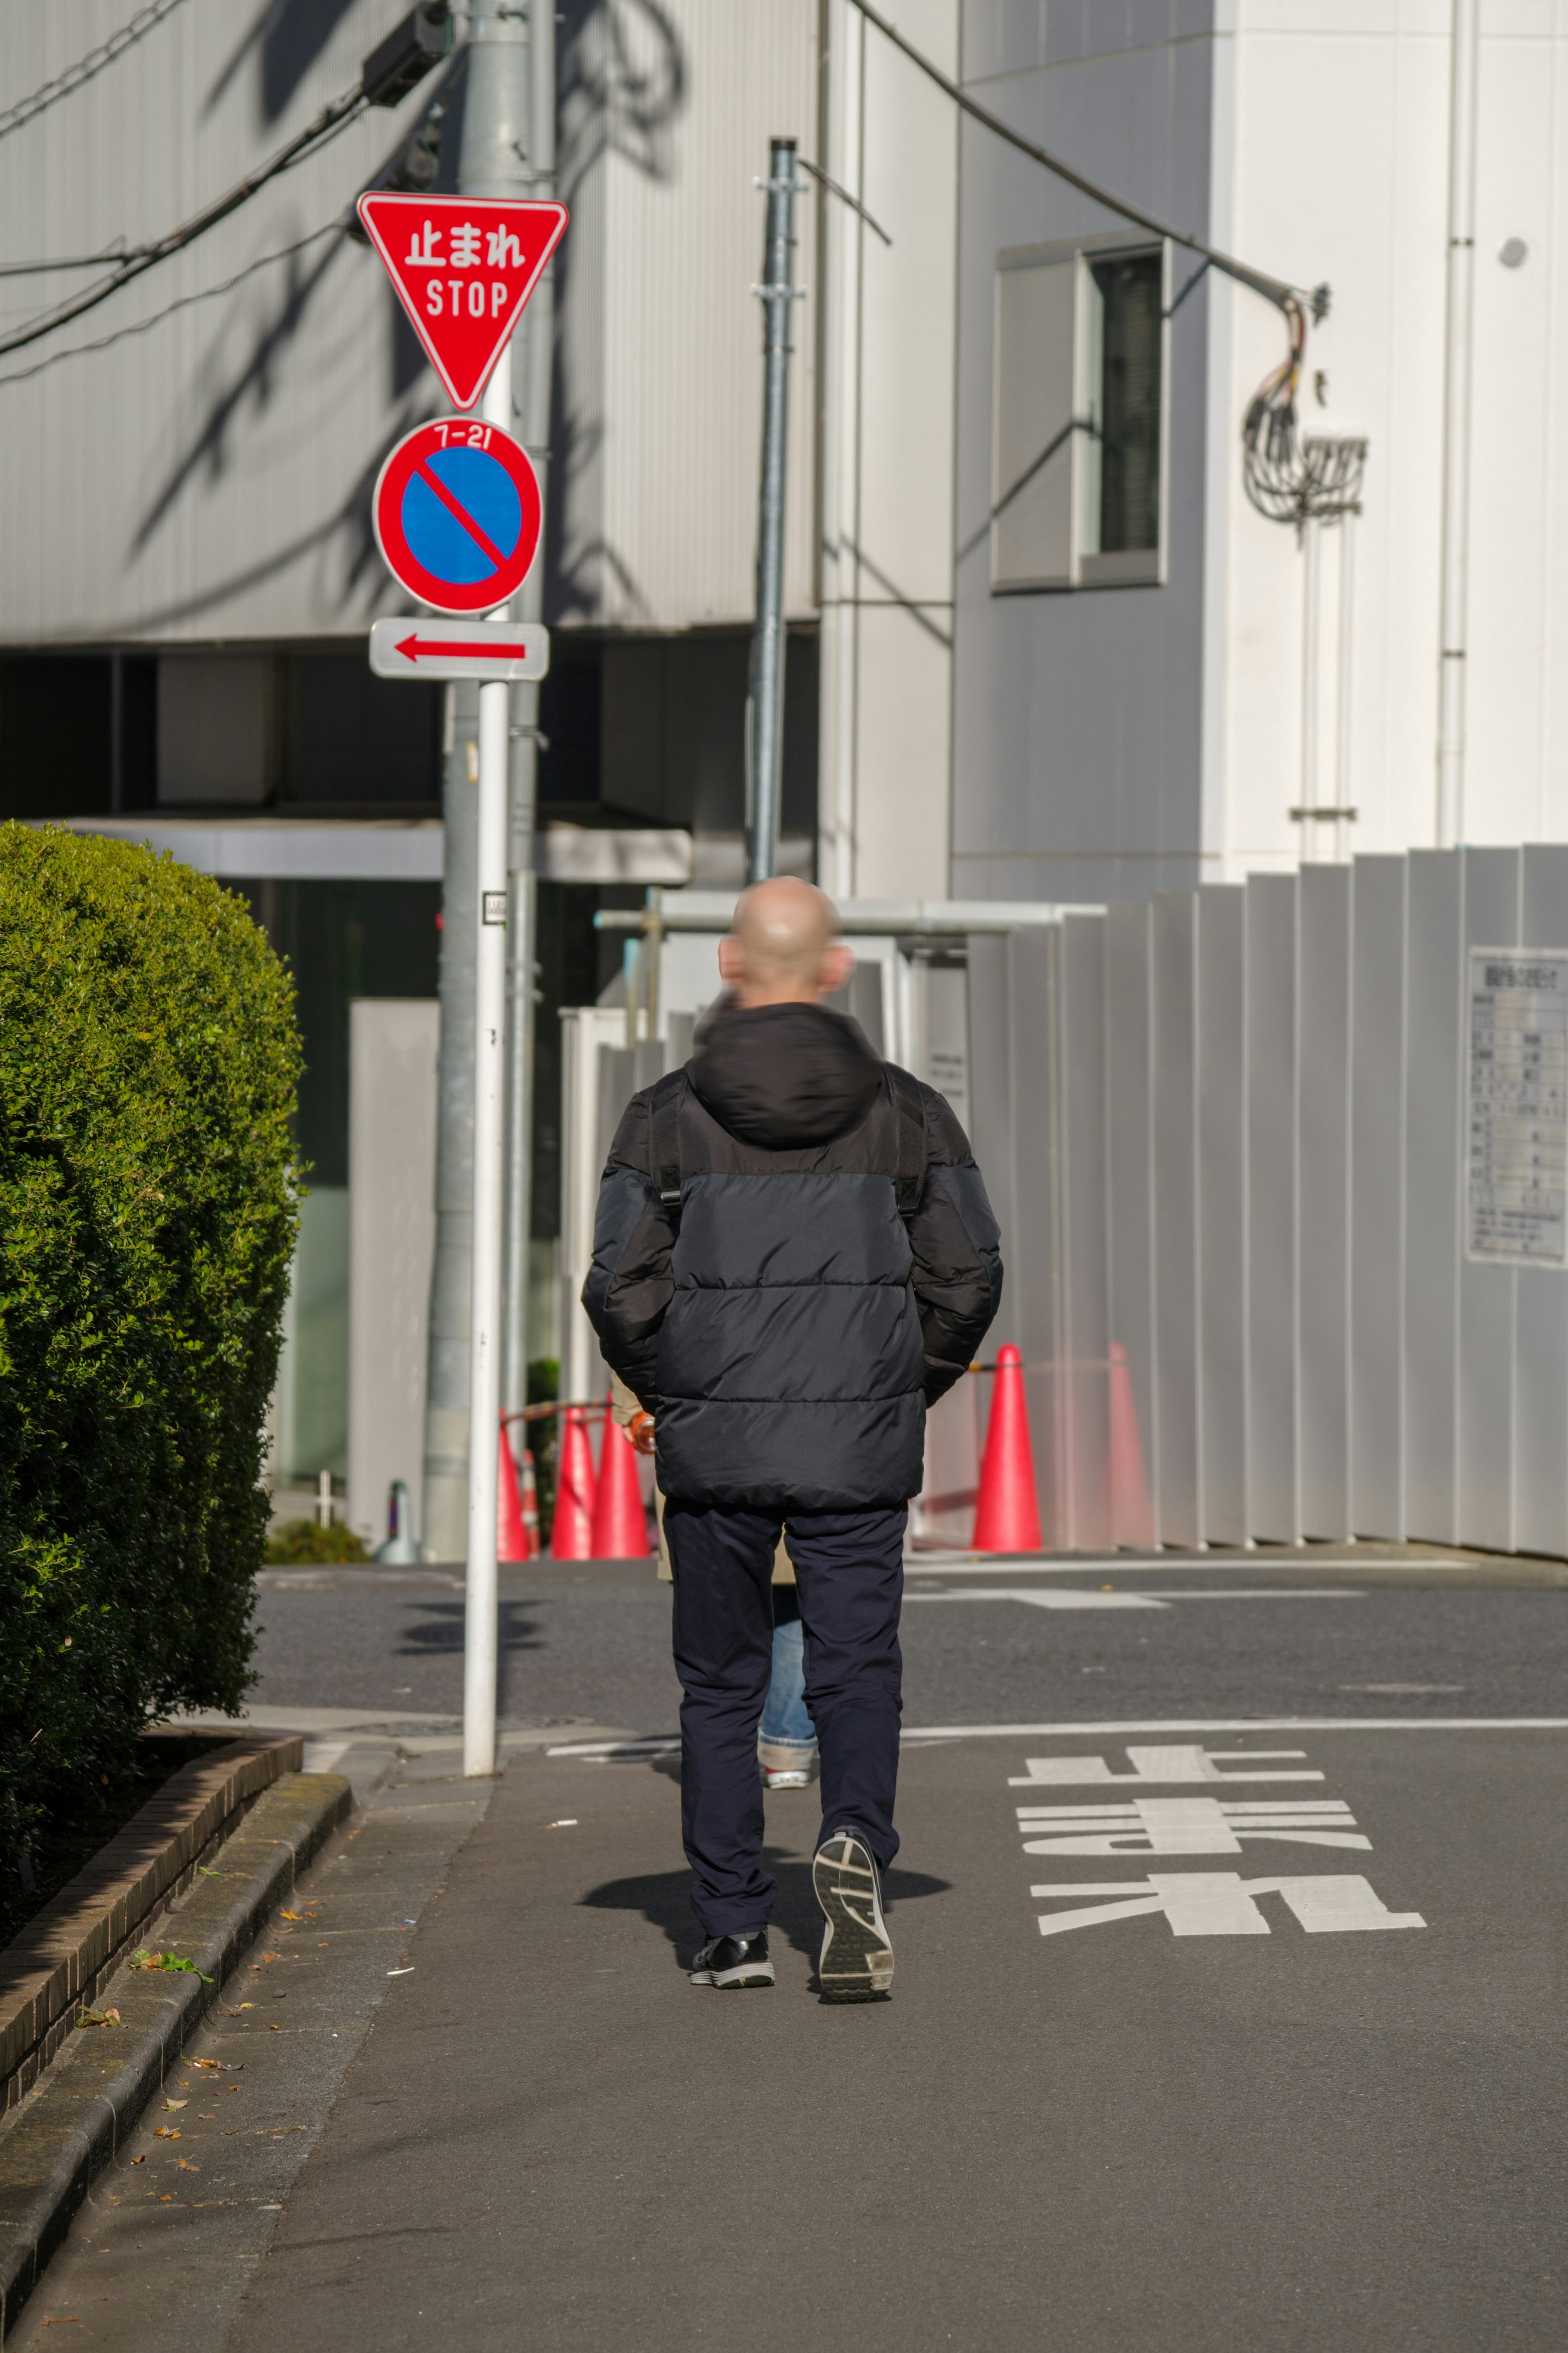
357;193;568;411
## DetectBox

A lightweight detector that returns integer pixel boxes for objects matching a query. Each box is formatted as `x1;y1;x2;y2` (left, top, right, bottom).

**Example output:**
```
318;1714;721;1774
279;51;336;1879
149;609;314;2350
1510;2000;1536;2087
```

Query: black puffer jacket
582;998;1003;1512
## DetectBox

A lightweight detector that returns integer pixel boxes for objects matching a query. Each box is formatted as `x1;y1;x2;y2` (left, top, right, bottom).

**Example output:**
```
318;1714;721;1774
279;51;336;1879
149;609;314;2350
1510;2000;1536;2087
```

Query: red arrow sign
396;631;532;662
357;194;568;410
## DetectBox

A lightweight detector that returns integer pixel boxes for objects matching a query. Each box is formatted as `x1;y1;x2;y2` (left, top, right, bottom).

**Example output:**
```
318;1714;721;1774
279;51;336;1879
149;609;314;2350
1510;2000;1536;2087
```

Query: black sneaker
688;1931;775;1989
813;1829;894;2002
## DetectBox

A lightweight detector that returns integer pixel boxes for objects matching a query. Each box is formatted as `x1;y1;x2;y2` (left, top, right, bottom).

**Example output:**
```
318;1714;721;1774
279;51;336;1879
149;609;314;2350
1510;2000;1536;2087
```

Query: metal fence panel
1350;857;1408;1538
1515;845;1568;1556
1152;893;1201;1546
1105;899;1160;1541
966;933;1018;1352
1455;849;1524;1550
1403;851;1463;1543
1196;887;1249;1546
1246;874;1300;1543
1298;865;1352;1539
1060;913;1111;1552
1007;927;1069;1545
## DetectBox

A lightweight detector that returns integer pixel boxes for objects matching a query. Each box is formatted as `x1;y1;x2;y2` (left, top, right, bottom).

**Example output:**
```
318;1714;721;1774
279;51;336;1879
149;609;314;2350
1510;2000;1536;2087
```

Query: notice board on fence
1467;948;1568;1266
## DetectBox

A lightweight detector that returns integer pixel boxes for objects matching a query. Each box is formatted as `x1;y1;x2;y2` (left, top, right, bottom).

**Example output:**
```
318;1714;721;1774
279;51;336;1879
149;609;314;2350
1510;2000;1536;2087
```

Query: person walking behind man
584;879;1002;2001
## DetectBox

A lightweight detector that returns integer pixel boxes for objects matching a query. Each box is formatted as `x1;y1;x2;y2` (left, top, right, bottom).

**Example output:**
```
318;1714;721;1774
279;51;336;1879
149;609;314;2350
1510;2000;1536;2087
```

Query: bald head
717;877;854;1008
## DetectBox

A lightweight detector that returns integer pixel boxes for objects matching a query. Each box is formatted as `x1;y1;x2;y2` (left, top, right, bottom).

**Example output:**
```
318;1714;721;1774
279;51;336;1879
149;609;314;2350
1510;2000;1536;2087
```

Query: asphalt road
21;1551;1568;2352
246;1552;1568;1730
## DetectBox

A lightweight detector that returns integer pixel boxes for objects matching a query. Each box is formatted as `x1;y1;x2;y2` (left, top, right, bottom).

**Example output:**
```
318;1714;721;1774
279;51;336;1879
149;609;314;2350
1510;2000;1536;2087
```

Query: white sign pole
462;343;514;1781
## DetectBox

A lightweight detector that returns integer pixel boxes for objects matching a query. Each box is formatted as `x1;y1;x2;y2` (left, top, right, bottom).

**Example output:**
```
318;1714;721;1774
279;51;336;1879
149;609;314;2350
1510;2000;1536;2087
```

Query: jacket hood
688;997;883;1149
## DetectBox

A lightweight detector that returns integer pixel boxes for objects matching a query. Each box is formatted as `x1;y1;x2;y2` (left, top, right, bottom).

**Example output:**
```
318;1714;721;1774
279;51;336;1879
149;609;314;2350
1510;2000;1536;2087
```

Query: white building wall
1208;0;1568;879
817;0;959;902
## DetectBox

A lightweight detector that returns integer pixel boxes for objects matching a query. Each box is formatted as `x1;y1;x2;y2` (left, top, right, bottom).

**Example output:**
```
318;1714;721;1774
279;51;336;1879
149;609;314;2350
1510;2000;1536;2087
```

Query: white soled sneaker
688;1931;775;1989
812;1829;894;2002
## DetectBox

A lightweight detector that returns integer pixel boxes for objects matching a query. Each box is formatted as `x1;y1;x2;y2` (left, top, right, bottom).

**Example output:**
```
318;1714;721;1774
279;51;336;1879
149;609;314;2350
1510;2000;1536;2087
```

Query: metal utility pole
1436;0;1479;849
747;137;800;886
500;0;556;1448
420;1;532;1776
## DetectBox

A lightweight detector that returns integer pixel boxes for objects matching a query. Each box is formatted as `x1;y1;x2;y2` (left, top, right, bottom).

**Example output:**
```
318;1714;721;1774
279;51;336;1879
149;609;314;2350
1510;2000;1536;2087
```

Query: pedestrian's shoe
760;1738;820;1791
688;1931;775;1989
813;1829;894;2002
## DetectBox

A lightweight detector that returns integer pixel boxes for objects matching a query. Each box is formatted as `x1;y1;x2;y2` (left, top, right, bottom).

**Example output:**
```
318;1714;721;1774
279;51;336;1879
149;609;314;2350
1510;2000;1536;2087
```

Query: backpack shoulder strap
648;1068;688;1208
884;1064;928;1222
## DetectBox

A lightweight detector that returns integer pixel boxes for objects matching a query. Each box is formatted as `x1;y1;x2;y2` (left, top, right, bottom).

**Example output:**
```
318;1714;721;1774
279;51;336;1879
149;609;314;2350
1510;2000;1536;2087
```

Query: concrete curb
0;1770;351;2342
1;1733;306;2112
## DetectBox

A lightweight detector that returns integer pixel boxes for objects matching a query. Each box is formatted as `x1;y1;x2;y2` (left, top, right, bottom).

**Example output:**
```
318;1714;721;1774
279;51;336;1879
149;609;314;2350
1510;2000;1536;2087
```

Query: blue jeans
665;1501;906;1937
760;1586;817;1751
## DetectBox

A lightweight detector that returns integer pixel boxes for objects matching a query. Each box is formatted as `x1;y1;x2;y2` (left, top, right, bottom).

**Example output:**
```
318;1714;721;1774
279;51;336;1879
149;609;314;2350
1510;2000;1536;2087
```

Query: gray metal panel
1349;857;1408;1538
1060;913;1111;1552
596;1047;638;1175
1515;845;1568;1556
1297;864;1353;1539
1196;886;1248;1546
1152;894;1201;1546
1105;899;1160;1539
1246;874;1300;1543
1403;851;1463;1542
965;933;1019;1350
346;999;439;1548
1007;927;1067;1546
1455;849;1523;1550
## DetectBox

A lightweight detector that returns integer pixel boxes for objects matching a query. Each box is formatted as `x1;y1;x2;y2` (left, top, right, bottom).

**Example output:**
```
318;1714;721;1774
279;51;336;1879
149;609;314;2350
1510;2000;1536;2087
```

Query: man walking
584;879;1002;2001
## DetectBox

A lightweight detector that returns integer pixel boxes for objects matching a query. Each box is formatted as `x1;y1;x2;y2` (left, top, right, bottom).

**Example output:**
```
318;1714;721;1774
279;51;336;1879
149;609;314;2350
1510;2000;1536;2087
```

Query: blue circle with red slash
373;419;541;614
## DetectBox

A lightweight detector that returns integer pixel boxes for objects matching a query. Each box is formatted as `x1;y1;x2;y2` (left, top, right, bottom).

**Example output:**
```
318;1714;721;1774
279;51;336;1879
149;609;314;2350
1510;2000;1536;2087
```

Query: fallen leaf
269;2023;281;2032
198;1866;224;1876
130;2156;146;2166
163;2099;187;2111
76;2008;121;2028
279;1911;302;1922
177;2159;200;2172
159;2194;174;2202
40;2317;78;2325
152;2128;180;2141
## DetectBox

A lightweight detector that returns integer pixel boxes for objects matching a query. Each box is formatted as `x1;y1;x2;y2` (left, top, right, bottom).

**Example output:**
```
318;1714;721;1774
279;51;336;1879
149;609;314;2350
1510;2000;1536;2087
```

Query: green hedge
0;826;302;1860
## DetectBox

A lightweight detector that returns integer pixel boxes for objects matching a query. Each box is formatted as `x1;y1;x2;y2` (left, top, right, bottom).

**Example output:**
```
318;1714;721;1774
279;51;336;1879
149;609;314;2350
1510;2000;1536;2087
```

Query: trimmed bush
0;826;302;1860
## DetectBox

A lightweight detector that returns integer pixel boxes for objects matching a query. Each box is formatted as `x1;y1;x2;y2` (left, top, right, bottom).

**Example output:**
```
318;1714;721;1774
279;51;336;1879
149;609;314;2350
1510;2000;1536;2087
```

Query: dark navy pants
664;1502;906;1938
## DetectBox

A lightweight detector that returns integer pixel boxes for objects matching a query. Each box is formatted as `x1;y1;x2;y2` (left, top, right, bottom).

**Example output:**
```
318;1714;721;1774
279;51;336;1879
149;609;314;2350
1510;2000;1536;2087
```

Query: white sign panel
368;617;550;683
1467;948;1568;1267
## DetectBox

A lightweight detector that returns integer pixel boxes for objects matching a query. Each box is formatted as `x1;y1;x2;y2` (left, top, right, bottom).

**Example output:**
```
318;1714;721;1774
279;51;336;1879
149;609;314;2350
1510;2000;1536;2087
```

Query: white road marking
1032;1872;1425;1938
905;1587;1363;1606
1008;1745;1325;1786
1017;1797;1370;1854
906;1556;1468;1576
904;1718;1568;1738
906;1588;1168;1611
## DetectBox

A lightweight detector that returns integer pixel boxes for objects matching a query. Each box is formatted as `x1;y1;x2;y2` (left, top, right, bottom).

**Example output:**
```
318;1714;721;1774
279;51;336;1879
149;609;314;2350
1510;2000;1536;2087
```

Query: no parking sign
372;417;541;615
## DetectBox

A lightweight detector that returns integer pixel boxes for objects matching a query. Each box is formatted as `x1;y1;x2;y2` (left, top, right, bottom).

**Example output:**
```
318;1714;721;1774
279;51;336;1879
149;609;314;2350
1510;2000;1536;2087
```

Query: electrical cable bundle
1242;294;1366;526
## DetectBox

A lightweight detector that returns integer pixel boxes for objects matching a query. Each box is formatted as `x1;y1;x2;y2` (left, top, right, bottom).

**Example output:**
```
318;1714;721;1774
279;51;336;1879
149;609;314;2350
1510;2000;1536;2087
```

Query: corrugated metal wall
0;0;817;645
970;847;1568;1557
556;0;817;631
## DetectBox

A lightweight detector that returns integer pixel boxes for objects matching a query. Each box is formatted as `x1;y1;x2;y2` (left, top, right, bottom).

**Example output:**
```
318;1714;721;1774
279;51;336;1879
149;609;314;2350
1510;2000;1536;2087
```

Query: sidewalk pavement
215;1730;1566;2353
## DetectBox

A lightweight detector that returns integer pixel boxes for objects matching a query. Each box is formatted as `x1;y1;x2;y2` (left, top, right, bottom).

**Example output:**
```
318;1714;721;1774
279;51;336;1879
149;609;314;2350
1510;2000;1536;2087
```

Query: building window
991;240;1167;593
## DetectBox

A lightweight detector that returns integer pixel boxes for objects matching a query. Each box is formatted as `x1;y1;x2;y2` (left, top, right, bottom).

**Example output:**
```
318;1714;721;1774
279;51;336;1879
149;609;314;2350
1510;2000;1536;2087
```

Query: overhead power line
0;222;346;392
844;0;1304;314
0;0;192;144
0;87;367;359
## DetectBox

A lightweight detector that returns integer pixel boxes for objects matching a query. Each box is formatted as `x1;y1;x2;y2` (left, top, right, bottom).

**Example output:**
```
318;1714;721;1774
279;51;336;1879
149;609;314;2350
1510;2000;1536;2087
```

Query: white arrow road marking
1032;1873;1425;1937
1017;1797;1370;1854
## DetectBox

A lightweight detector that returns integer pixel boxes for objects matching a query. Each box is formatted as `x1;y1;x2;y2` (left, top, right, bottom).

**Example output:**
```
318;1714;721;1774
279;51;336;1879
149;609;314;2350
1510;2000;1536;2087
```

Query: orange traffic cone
519;1447;541;1559
591;1396;651;1559
1108;1340;1155;1550
972;1343;1044;1553
497;1420;529;1563
550;1406;598;1559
